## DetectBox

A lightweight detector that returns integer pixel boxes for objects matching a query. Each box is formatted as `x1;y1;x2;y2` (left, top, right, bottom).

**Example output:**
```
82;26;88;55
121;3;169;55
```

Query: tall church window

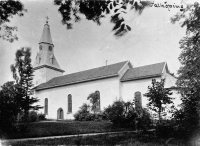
87;91;100;113
95;91;100;111
134;91;142;113
68;94;72;113
44;98;48;115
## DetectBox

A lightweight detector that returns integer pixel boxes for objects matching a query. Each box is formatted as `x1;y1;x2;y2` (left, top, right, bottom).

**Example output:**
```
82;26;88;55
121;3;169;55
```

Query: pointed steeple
33;19;64;86
39;17;53;46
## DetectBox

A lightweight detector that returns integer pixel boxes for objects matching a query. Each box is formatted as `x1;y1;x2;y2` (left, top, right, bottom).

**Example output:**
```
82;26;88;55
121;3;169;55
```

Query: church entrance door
57;108;64;120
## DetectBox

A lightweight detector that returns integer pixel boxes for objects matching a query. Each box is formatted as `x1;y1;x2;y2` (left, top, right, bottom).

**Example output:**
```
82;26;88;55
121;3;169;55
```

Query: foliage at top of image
54;0;150;37
0;0;27;42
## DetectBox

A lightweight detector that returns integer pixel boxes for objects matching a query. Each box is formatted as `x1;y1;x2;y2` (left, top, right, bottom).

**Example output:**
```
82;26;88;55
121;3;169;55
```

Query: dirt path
1;131;137;143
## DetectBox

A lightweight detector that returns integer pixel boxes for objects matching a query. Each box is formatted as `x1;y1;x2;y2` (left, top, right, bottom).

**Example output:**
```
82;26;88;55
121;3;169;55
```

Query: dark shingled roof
121;62;166;81
36;61;128;90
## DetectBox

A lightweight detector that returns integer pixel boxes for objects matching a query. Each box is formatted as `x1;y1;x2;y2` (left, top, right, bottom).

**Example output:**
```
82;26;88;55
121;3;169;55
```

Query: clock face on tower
49;46;53;51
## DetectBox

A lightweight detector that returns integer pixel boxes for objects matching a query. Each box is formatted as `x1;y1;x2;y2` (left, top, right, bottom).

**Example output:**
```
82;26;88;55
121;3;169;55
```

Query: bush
103;100;152;130
74;112;104;121
29;111;38;122
0;82;20;135
74;103;105;121
74;103;89;121
156;123;175;138
38;113;46;121
103;100;134;127
137;108;153;131
18;111;46;123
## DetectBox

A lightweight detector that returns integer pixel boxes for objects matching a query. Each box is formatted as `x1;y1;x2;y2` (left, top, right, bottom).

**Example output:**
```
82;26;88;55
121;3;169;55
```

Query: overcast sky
0;0;196;86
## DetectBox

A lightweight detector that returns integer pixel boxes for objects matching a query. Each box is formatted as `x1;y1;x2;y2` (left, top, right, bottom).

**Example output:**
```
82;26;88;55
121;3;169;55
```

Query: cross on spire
46;16;49;24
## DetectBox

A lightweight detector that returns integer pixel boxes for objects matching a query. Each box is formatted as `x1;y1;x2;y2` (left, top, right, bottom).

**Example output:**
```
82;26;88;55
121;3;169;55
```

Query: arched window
44;98;48;115
95;91;100;111
68;94;72;113
134;91;142;112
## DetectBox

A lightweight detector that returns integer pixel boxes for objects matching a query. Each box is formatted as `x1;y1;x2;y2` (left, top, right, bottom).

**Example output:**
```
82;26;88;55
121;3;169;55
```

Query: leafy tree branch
0;0;26;42
54;0;150;37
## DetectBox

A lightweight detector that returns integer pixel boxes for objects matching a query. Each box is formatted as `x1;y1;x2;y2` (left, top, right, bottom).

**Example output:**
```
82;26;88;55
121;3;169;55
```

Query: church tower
33;19;65;86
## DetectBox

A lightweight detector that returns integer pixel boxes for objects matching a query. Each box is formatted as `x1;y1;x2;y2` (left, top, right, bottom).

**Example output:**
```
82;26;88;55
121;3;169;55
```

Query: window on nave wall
95;91;100;112
87;91;100;113
134;91;142;113
68;94;72;113
44;98;48;115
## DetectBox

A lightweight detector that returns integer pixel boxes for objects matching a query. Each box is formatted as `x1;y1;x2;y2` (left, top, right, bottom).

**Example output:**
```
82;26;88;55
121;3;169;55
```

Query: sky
0;0;197;86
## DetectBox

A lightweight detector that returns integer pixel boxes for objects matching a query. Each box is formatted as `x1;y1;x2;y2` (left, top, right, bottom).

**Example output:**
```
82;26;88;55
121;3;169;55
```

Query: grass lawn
4;132;186;146
3;121;134;139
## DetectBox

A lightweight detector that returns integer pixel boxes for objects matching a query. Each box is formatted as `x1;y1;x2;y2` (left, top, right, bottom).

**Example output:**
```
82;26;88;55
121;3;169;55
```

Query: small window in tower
49;46;53;51
36;54;41;64
39;45;42;50
50;55;54;64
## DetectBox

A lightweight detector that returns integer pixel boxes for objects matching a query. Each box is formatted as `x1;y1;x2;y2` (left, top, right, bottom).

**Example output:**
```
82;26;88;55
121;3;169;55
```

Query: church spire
33;19;64;86
39;17;53;46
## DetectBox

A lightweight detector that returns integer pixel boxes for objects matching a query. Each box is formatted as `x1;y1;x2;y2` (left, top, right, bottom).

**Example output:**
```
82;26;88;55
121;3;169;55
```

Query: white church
33;22;179;120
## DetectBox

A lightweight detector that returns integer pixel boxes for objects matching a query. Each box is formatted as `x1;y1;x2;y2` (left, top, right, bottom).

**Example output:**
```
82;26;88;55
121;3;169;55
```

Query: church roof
35;61;129;91
39;23;53;45
121;62;166;82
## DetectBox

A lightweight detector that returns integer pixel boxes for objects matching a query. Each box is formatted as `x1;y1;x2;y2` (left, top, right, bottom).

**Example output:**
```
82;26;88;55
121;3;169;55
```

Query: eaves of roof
121;74;162;82
35;73;118;91
33;64;65;73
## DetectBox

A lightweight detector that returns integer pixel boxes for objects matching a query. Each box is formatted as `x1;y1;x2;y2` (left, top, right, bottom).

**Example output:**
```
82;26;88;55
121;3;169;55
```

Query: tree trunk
24;96;29;123
158;109;162;125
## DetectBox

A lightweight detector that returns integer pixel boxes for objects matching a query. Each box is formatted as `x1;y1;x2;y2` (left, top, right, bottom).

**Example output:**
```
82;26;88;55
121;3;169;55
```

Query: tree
171;2;200;135
103;100;152;130
145;79;173;123
87;91;100;113
74;103;90;121
54;0;151;37
0;81;20;135
103;100;126;126
10;47;41;122
0;0;26;42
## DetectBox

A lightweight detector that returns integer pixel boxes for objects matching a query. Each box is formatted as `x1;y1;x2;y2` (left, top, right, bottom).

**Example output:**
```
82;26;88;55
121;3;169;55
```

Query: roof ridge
52;60;128;79
132;62;166;69
121;62;166;82
37;60;129;87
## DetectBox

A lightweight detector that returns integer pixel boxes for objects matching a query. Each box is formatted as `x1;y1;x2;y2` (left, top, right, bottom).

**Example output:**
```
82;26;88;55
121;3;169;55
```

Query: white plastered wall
121;67;182;108
35;76;121;119
121;76;162;107
33;68;63;87
163;70;182;108
45;68;63;82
